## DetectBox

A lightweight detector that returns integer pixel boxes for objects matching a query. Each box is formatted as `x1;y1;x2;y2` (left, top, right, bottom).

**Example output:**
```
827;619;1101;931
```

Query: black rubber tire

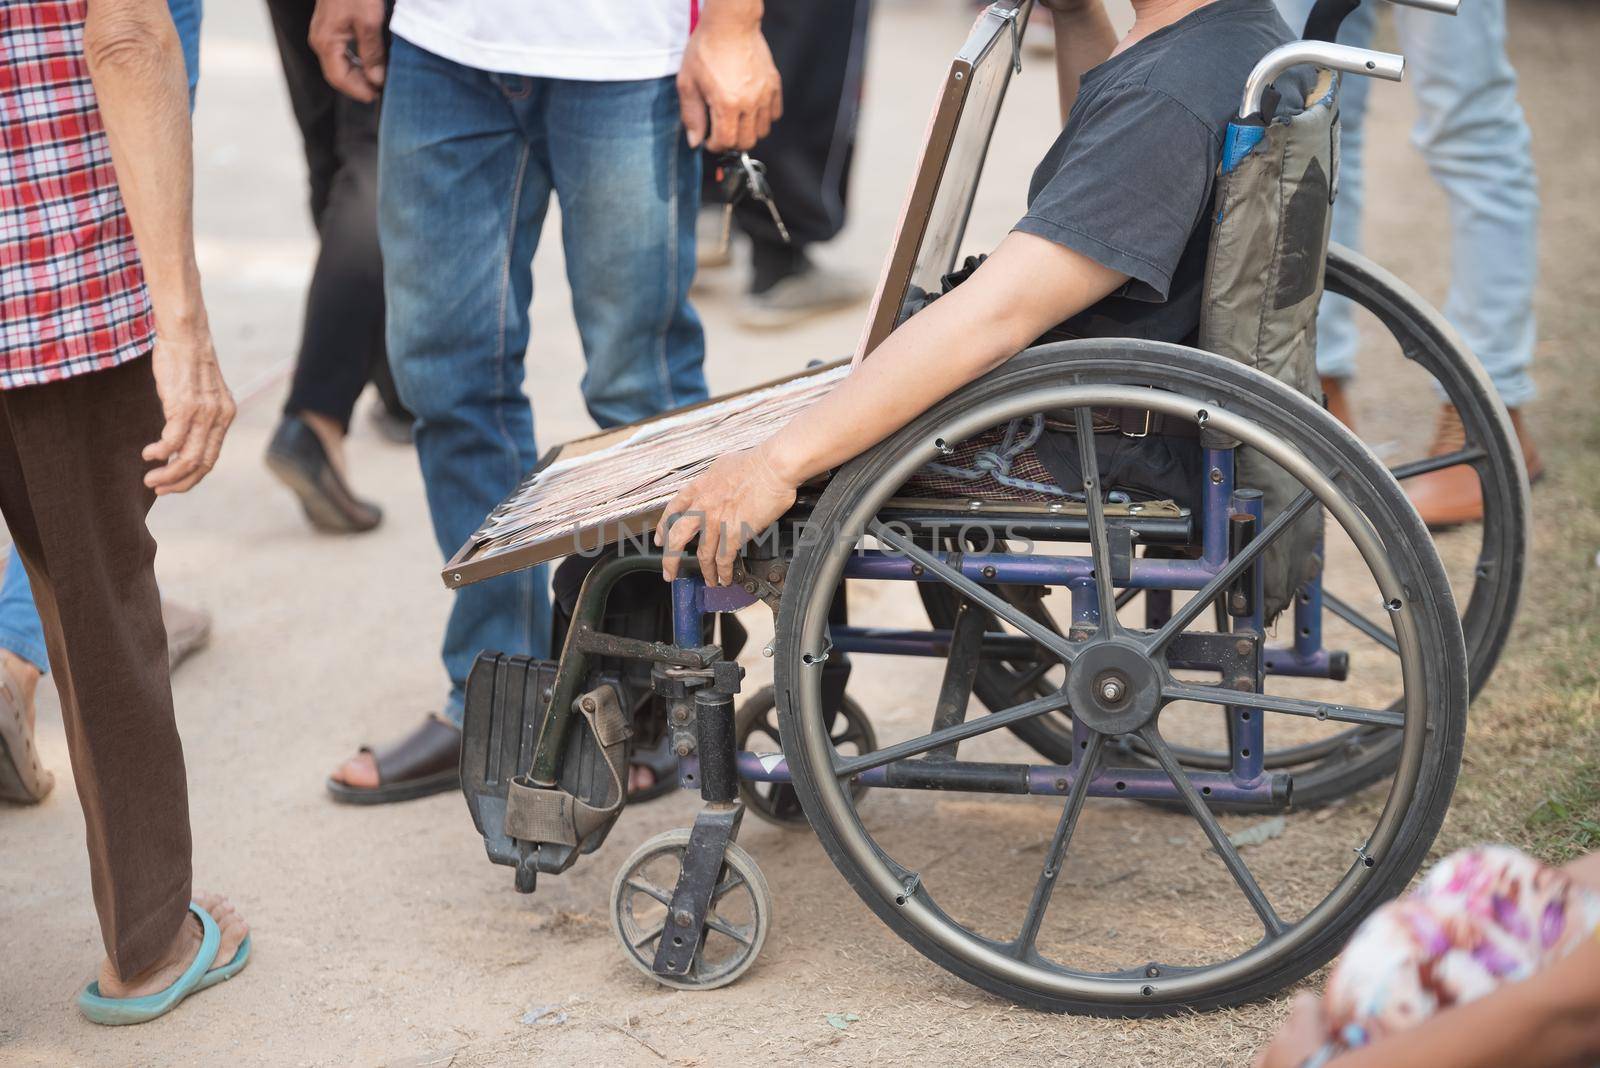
923;245;1524;810
776;341;1468;1015
735;686;874;828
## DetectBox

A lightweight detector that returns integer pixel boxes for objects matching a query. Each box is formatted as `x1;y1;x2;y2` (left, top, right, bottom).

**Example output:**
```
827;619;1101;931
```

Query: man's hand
310;0;386;103
1253;994;1329;1068
655;442;798;586
677;1;781;152
143;325;236;495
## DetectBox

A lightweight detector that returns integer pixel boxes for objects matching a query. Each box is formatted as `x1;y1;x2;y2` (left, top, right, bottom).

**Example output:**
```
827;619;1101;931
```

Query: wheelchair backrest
1201;69;1340;619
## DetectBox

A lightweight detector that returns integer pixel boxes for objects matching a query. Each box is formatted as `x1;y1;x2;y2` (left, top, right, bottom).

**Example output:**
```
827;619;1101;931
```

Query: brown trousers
0;355;192;980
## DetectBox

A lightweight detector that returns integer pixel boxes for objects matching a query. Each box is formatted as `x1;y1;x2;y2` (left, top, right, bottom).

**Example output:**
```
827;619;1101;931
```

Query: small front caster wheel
610;828;773;991
735;686;875;828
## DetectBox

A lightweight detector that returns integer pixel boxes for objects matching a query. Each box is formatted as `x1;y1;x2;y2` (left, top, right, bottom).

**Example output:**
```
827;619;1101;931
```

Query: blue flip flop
77;903;223;1025
197;933;251;991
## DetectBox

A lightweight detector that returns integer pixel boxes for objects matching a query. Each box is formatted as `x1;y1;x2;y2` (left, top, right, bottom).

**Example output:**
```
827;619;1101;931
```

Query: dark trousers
0;356;191;981
265;0;400;430
732;0;872;254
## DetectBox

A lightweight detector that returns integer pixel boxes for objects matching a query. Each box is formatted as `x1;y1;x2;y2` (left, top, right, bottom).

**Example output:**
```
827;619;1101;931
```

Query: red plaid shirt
0;1;153;391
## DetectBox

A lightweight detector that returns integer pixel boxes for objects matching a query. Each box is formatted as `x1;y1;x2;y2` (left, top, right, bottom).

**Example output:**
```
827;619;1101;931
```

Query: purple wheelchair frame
672;443;1342;810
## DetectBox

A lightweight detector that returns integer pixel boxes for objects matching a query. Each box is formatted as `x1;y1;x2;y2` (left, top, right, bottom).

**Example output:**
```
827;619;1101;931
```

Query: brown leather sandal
326;714;461;805
0;666;54;805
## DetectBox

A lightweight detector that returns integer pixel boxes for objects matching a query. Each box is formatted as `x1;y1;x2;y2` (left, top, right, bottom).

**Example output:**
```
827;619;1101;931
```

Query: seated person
657;0;1311;582
1254;845;1600;1068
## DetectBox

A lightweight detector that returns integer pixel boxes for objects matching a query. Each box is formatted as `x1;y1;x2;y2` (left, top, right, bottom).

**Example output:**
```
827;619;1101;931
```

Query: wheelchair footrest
462;652;559;869
463;651;634;883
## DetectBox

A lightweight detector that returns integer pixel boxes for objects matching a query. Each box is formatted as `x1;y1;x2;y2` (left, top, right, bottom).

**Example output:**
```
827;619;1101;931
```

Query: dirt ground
3;1;1598;1065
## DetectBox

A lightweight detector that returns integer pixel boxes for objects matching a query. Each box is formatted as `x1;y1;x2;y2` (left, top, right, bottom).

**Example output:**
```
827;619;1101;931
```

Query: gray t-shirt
1015;0;1303;343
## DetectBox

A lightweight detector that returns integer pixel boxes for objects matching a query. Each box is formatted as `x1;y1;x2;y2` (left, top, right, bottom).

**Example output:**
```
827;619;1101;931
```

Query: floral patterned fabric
1303;845;1600;1067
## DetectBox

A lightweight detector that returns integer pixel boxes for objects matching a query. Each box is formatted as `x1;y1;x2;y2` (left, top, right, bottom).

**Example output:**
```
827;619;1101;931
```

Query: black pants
265;0;402;429
728;0;872;256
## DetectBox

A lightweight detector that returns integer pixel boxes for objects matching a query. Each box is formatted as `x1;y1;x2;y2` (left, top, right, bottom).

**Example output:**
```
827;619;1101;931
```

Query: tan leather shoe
1406;405;1543;530
1320;375;1355;430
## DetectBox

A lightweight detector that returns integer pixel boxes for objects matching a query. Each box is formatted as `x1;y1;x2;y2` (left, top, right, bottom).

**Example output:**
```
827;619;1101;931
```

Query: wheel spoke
869;520;1079;664
769;784;806;820
1139;725;1286;936
1164;682;1404;729
712;870;747;902
705;913;754;946
1146;488;1320;654
1014;732;1104;956
1323;591;1400;654
625;878;675;907
1006;658;1055;699
1390;446;1486;482
1073;407;1121;637
835;687;1072;776
1115;587;1142;610
630;923;666;950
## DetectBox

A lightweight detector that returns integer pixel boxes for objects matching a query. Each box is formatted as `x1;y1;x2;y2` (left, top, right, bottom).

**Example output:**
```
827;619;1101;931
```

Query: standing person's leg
0;545;52;803
264;0;386;534
733;0;872;329
0;356;246;997
548;76;709;428
327;38;554;801
1395;0;1542;524
1272;0;1375;427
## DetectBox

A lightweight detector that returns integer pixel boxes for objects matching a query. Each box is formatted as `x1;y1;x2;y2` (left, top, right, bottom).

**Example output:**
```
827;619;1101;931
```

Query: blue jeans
1274;0;1538;407
0;0;202;675
379;36;707;723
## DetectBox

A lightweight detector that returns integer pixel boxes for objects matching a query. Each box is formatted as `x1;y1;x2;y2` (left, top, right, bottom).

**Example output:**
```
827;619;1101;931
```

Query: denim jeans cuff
0;633;49;676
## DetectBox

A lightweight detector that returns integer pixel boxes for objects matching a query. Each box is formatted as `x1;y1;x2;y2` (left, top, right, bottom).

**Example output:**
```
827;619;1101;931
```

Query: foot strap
503;685;630;847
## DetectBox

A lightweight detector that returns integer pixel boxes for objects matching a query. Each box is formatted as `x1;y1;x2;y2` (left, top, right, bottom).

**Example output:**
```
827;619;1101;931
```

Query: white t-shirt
392;1;699;81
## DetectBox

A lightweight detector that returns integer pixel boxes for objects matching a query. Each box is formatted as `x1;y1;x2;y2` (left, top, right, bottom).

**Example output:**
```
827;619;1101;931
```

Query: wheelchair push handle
1240;41;1404;120
1387;0;1460;13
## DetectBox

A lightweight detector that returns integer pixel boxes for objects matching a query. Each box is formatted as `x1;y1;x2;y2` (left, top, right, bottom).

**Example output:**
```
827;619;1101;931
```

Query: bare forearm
763;232;1126;484
698;0;763;30
1325;943;1600;1068
85;0;204;334
1046;2;1117;121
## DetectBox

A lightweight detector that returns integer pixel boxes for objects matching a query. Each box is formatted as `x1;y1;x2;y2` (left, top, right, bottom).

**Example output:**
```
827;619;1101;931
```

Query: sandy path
3;1;1595;1065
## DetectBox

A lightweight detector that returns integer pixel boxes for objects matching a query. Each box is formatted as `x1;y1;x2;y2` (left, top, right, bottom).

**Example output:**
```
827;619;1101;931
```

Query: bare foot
330;750;379;789
0;649;41;731
300;410;352;484
96;893;249;998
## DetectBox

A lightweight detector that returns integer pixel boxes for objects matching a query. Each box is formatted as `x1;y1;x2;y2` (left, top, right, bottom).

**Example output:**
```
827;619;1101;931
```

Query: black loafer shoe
265;415;383;534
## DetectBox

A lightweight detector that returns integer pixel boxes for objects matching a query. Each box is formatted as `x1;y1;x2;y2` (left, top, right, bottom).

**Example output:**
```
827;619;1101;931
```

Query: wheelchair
448;0;1527;1015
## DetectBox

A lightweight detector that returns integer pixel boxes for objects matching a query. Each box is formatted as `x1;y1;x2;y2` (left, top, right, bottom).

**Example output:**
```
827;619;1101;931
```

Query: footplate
652;804;746;979
462;652;631;890
461;652;558;871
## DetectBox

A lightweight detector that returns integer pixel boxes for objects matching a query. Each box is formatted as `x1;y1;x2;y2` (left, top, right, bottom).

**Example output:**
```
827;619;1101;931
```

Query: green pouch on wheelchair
1200;68;1341;619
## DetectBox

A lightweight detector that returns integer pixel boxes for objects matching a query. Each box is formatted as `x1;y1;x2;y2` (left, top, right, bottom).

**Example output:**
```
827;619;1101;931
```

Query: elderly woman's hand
655;441;799;586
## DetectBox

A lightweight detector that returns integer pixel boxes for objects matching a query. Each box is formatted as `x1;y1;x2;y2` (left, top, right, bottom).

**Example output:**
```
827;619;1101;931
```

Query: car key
737;153;792;245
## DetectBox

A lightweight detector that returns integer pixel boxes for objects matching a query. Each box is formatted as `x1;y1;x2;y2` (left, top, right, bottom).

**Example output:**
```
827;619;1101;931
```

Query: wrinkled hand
143;325;236;495
676;11;782;152
310;0;386;103
1253;994;1330;1068
655;443;798;586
